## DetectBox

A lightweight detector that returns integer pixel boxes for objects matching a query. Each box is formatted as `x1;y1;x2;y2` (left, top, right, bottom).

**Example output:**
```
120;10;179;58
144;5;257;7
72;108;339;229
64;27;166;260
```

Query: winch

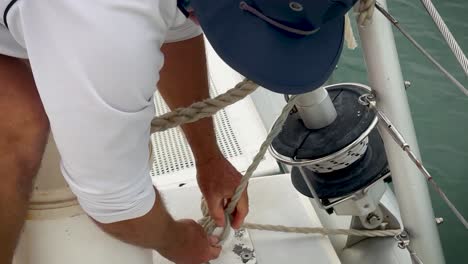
270;83;392;228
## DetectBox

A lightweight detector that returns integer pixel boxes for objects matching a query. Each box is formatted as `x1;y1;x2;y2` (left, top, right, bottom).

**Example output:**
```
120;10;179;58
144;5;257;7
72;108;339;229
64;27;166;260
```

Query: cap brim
190;0;345;94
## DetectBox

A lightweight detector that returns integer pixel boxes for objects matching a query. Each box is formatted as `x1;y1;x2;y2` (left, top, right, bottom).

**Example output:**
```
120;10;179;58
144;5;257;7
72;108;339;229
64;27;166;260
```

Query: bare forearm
96;188;221;263
158;35;221;163
158;35;248;230
96;189;176;251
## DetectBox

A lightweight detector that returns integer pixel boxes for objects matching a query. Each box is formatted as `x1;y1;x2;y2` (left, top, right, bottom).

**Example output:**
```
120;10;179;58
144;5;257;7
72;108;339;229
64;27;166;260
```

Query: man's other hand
160;219;221;264
196;154;249;229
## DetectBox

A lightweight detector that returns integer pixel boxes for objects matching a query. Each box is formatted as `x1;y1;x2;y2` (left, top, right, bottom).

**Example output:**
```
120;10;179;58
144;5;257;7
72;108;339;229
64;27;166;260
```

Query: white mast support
296;87;338;129
356;1;445;263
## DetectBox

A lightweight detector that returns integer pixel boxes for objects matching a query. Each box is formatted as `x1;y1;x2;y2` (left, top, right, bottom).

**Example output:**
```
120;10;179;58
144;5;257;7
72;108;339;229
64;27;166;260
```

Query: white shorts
0;0;202;223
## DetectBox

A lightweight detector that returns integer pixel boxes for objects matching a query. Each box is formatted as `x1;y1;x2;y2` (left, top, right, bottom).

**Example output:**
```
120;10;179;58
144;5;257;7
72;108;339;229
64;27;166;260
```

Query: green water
334;0;467;262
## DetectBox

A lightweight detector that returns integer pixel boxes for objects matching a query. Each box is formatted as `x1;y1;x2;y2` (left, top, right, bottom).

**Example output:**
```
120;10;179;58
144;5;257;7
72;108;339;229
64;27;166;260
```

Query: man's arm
158;35;248;229
22;3;221;262
158;35;219;164
97;189;220;263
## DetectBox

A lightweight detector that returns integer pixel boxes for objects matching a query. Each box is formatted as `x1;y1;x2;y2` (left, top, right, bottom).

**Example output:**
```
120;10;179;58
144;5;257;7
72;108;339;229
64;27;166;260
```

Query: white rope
419;0;468;76
150;80;400;240
199;94;300;235
242;223;401;237
344;13;358;50
150;79;259;133
355;0;467;76
356;0;376;26
344;0;376;50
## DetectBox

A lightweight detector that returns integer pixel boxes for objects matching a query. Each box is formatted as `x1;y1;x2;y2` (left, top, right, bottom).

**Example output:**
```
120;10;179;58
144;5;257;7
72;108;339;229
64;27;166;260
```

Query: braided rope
243;223;401;237
356;0;468;75
199;95;300;235
419;0;468;76
150;79;259;133
151;80;400;240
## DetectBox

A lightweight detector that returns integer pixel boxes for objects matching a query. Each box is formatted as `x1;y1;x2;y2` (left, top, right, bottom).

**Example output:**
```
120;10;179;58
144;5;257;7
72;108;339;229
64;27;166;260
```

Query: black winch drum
269;83;389;200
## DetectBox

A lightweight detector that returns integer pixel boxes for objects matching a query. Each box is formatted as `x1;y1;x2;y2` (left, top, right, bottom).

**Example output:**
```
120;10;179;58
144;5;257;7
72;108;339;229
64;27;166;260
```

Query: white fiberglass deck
154;174;341;264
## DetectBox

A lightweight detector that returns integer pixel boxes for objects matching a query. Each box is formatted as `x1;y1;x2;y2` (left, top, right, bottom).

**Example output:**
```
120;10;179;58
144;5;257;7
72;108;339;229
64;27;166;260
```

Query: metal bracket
394;230;424;264
395;230;410;250
345;200;402;248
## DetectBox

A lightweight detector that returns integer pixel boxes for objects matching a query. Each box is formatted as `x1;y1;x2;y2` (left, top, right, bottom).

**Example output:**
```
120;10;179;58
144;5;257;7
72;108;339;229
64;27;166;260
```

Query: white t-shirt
0;0;202;223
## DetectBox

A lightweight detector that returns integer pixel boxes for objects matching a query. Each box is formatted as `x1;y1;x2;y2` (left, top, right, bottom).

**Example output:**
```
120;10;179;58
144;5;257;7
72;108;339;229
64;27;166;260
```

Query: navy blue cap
188;0;358;94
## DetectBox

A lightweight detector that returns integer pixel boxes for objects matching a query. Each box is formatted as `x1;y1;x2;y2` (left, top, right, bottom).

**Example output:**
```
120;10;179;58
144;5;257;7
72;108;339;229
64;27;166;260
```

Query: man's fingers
206;196;226;227
209;245;222;259
208;235;220;245
231;190;249;229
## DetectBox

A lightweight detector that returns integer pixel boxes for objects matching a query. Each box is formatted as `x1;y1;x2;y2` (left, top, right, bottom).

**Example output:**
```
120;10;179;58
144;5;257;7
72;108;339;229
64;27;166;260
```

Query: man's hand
96;189;221;264
197;153;249;229
159;219;221;264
